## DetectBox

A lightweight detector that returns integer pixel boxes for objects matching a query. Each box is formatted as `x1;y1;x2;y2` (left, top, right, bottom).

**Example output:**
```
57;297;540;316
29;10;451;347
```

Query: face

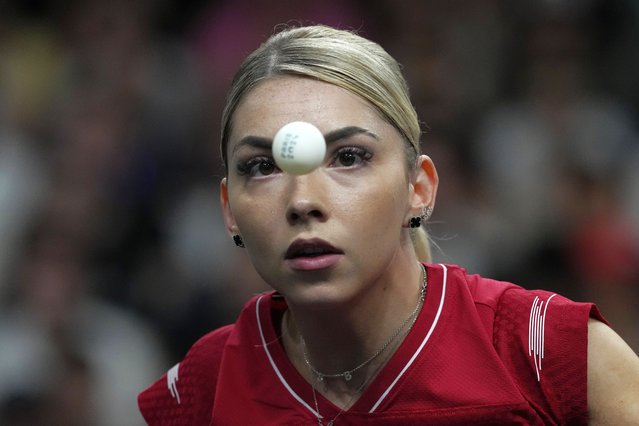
221;76;431;308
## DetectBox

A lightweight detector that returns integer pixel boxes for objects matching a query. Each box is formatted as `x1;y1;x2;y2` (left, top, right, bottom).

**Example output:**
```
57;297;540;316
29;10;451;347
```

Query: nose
285;173;328;225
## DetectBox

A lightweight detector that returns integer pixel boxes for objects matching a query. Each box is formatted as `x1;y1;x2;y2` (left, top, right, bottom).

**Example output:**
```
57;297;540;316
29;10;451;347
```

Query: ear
220;177;239;237
407;155;439;216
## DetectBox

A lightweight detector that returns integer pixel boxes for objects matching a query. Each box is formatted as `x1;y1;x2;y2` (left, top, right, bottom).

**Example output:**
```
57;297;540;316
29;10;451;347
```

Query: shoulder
438;264;519;304
441;265;604;423
491;286;601;423
438;264;523;328
442;264;601;328
137;325;235;426
183;324;236;377
137;293;272;425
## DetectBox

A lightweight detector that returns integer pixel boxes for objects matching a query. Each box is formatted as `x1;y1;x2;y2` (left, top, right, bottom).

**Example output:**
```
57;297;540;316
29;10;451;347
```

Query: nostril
286;206;325;224
288;211;301;222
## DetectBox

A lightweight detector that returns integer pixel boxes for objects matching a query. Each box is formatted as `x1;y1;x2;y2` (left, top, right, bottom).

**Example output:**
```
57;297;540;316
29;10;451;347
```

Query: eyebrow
324;126;379;143
231;126;378;157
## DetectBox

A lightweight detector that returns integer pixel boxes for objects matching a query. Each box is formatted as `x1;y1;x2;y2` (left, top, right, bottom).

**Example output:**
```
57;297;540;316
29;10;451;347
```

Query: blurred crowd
0;0;638;424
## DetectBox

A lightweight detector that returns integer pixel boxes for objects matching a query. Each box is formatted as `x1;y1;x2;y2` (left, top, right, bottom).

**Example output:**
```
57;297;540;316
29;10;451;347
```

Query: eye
236;156;280;177
330;147;372;168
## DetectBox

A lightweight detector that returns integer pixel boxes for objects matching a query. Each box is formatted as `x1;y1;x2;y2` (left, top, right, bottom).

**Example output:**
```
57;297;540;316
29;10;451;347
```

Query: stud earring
233;235;245;248
408;216;422;228
405;206;433;228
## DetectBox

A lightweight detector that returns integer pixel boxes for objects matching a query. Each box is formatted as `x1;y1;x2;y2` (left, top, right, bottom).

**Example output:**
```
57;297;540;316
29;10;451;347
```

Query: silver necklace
302;264;427;383
305;264;428;426
310;371;368;426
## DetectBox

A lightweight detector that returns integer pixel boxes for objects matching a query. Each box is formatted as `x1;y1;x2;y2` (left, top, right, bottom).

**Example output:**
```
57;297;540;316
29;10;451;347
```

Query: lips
285;238;342;258
284;238;343;271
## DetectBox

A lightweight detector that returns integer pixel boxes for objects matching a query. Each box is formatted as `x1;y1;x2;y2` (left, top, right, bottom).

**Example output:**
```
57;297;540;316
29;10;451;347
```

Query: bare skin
588;319;639;425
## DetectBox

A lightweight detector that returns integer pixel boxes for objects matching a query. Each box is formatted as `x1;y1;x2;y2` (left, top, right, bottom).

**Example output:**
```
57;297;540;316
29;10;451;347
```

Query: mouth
284;238;344;270
285;238;343;258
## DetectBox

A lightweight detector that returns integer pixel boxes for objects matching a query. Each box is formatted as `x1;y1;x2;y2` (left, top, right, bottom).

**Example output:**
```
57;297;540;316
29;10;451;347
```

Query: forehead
229;76;393;141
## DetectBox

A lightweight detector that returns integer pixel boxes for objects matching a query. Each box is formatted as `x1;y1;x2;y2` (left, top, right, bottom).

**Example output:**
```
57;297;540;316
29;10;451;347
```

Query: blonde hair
220;25;432;262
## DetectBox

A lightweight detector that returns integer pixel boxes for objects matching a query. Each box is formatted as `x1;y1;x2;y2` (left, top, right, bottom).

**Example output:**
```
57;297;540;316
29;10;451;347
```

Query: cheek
333;173;408;231
228;183;287;249
341;188;406;264
232;193;277;233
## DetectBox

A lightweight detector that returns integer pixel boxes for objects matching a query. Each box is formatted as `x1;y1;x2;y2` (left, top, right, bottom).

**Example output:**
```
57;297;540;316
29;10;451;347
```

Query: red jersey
138;264;605;425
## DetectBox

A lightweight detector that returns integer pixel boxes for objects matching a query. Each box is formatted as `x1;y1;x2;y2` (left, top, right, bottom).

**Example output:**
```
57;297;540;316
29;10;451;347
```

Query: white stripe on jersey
256;295;322;418
528;293;557;381
167;363;181;404
369;263;448;412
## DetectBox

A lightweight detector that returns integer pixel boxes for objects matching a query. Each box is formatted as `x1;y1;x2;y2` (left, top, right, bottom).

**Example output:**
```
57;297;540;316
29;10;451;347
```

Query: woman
139;25;639;425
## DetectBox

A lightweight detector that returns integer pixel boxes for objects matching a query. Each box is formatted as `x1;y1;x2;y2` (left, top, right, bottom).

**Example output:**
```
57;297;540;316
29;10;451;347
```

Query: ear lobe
220;178;239;236
409;155;439;213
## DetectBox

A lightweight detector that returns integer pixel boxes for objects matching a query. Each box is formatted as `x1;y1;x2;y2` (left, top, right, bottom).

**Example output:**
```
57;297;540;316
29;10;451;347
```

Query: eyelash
329;146;373;168
236;156;280;177
235;146;373;177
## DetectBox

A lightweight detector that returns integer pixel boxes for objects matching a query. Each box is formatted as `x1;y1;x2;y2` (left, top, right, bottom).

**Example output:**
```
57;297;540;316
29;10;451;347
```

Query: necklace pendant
344;371;352;381
316;374;324;382
327;421;335;426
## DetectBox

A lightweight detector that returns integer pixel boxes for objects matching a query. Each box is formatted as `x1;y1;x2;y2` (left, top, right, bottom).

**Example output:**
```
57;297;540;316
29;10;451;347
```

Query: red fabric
138;325;233;425
138;264;603;425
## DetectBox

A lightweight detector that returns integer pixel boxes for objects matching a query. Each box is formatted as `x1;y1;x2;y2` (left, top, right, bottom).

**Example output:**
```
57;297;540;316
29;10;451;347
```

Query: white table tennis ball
272;121;326;175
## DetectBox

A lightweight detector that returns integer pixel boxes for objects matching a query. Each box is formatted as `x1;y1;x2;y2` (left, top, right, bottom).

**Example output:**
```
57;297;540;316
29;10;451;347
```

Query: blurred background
0;0;638;424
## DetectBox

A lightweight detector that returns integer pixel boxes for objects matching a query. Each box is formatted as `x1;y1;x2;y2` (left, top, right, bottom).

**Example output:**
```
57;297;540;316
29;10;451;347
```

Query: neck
281;259;425;401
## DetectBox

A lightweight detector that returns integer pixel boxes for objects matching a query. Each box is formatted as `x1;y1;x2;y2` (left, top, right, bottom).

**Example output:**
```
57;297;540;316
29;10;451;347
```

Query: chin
282;280;357;311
